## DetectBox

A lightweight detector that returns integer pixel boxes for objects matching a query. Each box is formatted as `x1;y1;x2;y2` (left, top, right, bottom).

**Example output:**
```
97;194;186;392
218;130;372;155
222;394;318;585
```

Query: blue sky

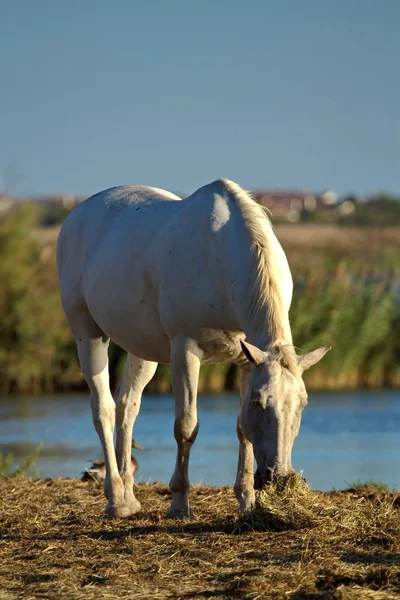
1;0;399;197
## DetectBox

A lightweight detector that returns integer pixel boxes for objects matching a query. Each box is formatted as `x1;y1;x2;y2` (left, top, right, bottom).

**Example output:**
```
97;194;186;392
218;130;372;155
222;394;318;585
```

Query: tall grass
290;265;400;388
0;443;42;477
286;227;400;388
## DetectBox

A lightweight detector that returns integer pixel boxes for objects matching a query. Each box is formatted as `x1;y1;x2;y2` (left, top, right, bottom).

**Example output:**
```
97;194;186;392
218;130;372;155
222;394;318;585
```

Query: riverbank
1;478;400;599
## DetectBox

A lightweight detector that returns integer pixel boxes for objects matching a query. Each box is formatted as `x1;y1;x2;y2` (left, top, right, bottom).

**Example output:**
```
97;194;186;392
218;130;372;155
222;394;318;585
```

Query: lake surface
1;390;400;491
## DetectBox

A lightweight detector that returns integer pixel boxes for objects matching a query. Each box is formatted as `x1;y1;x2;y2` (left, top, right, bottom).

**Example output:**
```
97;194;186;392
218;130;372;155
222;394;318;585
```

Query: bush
0;443;42;477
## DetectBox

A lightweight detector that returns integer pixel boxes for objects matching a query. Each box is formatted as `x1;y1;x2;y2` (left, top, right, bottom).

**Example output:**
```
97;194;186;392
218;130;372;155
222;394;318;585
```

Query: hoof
234;487;255;513
166;507;195;520
126;497;141;515
105;503;131;520
239;497;255;513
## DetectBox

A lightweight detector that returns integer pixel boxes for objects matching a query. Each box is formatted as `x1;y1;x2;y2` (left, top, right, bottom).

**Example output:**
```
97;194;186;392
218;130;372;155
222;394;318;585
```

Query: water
0;390;399;491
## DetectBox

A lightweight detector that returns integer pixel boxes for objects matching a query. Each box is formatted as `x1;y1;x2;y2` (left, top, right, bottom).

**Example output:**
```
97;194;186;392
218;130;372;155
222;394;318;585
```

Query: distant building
251;189;339;222
0;194;14;213
26;194;85;209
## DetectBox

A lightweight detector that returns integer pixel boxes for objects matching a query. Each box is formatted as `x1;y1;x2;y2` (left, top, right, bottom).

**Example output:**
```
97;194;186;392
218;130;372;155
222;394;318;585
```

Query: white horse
57;179;330;519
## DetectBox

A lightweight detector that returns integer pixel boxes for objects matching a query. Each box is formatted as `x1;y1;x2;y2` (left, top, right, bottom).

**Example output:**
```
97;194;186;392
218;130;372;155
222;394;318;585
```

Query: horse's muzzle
254;467;301;490
254;467;275;489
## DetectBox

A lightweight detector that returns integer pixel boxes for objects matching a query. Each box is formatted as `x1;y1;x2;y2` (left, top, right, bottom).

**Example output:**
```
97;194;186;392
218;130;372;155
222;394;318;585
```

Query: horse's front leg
234;366;255;512
167;336;202;519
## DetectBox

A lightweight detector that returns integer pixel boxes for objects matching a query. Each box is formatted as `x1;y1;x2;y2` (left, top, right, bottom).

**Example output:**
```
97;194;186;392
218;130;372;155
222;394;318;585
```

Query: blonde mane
216;179;299;377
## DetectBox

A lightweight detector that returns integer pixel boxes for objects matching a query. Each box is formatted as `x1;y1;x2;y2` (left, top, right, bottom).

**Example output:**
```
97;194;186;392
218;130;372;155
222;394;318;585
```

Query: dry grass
1;478;400;599
34;223;400;252
274;224;400;250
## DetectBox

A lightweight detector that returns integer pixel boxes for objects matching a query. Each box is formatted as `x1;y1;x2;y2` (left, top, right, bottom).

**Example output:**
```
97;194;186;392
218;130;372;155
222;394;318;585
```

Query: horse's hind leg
115;354;157;514
71;313;129;519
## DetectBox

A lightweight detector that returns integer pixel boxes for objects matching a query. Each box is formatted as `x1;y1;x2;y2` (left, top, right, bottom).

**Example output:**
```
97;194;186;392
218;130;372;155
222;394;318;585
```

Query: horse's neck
225;195;293;352
245;320;293;352
233;267;293;350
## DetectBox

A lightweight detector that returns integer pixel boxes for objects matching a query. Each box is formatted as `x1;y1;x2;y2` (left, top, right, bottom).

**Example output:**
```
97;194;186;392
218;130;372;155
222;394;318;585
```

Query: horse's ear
240;341;266;366
297;345;331;372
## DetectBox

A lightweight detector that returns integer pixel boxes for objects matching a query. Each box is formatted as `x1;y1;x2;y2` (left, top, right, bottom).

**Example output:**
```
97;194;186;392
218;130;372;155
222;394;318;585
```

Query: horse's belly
113;328;171;364
89;302;171;363
84;266;171;362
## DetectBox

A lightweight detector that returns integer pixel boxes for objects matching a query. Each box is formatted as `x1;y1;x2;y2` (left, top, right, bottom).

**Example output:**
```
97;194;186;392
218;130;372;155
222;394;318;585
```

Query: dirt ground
1;479;400;600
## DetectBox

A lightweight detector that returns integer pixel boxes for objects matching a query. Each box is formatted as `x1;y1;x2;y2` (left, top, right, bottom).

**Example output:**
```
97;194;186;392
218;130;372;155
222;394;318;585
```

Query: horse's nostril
265;467;274;483
254;469;263;490
255;467;275;489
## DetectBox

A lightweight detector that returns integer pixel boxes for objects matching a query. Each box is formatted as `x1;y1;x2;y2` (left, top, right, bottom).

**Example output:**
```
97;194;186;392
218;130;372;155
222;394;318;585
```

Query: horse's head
240;340;331;489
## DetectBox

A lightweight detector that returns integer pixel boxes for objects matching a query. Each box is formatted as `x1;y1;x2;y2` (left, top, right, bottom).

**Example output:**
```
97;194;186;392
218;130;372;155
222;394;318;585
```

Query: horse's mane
273;345;301;381
216;179;299;379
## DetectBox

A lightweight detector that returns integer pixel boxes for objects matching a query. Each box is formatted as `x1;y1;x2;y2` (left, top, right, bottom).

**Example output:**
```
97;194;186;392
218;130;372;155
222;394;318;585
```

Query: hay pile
239;473;395;534
1;477;400;599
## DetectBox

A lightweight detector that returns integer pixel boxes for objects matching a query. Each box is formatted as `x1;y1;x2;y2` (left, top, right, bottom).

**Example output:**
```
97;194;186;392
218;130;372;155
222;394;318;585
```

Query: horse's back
57;185;181;270
56;186;181;313
59;184;180;238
